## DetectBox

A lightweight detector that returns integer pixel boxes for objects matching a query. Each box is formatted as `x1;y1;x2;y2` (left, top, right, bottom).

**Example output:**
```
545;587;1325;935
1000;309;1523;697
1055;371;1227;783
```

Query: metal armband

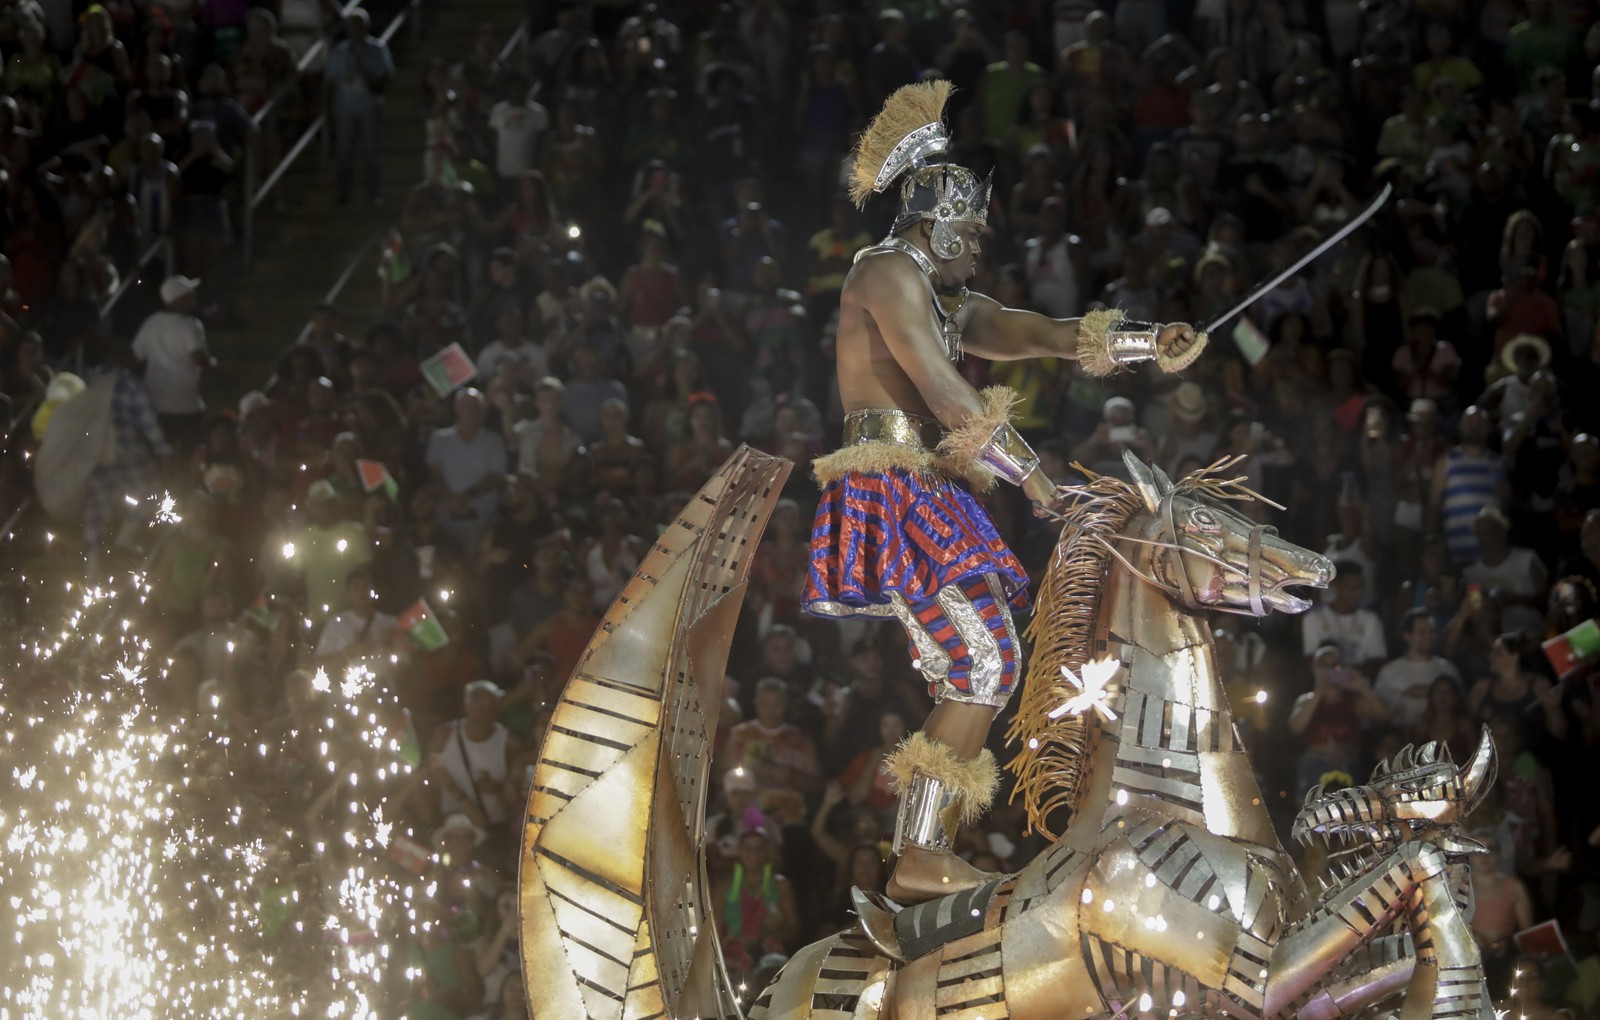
977;422;1041;487
1105;318;1163;366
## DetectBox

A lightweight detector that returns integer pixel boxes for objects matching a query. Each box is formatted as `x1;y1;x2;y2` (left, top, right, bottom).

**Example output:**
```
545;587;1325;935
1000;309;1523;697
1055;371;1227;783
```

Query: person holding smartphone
1071;395;1156;475
1287;642;1392;798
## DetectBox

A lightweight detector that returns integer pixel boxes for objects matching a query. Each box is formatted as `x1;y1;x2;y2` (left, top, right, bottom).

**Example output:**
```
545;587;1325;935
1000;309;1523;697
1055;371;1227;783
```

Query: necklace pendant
942;320;963;362
867;236;966;361
936;289;968;362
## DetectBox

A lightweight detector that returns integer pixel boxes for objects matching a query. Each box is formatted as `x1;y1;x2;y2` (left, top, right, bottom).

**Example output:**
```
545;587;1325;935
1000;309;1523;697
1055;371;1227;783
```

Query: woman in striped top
1430;405;1508;565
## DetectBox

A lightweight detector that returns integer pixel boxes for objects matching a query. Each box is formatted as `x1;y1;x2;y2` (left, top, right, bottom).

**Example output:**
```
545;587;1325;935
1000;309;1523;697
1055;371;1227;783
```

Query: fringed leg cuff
884;732;1000;828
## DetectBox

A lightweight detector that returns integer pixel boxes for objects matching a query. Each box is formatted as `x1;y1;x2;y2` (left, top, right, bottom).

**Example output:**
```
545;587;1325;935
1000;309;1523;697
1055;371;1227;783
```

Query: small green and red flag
356;459;399;501
397;599;449;652
1541;618;1600;678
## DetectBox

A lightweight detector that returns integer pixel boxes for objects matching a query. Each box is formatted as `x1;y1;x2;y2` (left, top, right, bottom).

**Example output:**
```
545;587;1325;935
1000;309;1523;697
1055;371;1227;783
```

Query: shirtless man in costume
802;82;1206;905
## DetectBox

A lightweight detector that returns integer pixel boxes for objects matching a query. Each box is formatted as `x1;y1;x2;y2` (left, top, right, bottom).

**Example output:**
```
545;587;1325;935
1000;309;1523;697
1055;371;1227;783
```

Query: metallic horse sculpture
1290;735;1496;1020
748;452;1494;1020
520;449;1495;1020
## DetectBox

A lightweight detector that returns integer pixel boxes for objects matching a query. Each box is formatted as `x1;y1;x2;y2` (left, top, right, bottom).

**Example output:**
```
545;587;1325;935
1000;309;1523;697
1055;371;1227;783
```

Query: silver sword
1202;183;1393;335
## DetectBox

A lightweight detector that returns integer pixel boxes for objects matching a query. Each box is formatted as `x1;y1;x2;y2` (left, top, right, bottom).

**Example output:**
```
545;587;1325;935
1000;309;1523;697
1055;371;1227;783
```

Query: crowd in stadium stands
7;0;1600;1016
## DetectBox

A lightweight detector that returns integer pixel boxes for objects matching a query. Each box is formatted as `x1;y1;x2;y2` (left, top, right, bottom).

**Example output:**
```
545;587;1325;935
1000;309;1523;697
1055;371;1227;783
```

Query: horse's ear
1123;449;1166;513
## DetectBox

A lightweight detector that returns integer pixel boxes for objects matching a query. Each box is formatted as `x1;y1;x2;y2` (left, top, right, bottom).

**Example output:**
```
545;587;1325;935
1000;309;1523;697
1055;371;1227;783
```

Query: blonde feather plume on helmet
848;79;954;208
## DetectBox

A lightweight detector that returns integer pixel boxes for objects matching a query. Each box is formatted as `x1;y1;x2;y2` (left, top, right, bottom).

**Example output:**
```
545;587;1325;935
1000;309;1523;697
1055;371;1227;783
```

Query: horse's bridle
1085;492;1277;618
1052;485;1284;617
1157;492;1277;617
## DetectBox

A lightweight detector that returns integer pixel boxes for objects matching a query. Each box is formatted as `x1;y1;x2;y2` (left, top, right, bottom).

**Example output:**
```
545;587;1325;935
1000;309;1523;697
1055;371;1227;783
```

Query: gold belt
841;409;943;452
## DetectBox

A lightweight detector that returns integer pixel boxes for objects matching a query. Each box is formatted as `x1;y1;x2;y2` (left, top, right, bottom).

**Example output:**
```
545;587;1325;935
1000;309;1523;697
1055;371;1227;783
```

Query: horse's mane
1005;457;1270;839
1003;470;1140;839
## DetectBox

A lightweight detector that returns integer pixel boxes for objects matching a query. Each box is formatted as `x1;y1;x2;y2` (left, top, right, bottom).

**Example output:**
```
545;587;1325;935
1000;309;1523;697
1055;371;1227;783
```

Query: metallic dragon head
1290;729;1497;888
1123;451;1334;617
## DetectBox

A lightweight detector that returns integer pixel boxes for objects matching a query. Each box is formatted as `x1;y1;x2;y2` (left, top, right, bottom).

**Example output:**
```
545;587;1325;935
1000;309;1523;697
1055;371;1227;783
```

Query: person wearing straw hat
803;81;1206;904
1480;331;1550;425
431;811;502;943
1154;379;1217;474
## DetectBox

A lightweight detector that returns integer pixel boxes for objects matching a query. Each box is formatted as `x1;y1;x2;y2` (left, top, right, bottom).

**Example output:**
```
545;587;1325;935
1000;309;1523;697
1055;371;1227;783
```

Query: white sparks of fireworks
110;658;146;687
0;561;420;1018
1047;657;1122;723
1;686;283;1016
339;665;372;700
151;493;182;525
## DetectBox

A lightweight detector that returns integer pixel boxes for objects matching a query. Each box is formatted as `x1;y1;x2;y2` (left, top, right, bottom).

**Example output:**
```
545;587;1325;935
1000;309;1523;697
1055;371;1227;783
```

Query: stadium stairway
3;0;523;615
204;0;524;405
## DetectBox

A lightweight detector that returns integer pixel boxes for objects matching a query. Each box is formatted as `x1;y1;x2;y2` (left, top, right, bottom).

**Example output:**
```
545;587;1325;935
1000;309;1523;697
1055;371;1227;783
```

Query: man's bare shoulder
844;247;928;304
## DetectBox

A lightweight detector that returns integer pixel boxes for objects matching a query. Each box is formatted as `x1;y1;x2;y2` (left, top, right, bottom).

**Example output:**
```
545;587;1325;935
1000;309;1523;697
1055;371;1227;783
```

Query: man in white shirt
426;388;507;555
1462;505;1548;635
1022;197;1082;318
173;585;261;685
324;9;393;205
1374;609;1461;726
132;275;212;456
529;3;589;86
1301;560;1387;676
475;304;548;388
487;81;549;185
315;566;398;666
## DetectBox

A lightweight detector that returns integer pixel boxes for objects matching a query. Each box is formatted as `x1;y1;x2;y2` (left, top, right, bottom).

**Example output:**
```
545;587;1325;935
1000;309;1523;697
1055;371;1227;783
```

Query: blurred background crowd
3;0;1600;1016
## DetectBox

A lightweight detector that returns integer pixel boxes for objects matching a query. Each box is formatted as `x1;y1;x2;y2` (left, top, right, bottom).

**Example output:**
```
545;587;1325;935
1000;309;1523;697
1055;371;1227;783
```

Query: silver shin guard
892;769;959;856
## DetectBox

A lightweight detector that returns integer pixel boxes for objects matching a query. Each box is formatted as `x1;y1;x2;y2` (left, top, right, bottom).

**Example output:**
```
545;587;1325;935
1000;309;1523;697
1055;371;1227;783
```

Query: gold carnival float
520;448;1497;1020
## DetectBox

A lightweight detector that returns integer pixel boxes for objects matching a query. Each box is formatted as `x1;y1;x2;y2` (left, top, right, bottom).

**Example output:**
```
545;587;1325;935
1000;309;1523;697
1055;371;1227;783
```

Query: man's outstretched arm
960;293;1204;373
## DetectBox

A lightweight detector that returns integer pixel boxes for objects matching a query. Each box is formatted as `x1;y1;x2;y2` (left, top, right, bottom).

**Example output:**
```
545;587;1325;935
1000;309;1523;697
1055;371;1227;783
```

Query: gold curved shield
519;446;791;1020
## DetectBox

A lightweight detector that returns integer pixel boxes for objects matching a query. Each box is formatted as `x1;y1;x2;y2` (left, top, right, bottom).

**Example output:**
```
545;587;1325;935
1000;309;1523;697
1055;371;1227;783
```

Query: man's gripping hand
1156;322;1206;373
1023;468;1073;519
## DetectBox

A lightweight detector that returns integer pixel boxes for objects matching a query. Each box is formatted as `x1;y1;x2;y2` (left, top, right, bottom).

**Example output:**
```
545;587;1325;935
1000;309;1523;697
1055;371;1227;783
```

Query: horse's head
1290;729;1496;884
1122;451;1333;617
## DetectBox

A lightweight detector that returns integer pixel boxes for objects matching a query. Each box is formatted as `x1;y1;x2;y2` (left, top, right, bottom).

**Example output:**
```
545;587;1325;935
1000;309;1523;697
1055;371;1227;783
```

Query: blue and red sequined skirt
802;468;1030;619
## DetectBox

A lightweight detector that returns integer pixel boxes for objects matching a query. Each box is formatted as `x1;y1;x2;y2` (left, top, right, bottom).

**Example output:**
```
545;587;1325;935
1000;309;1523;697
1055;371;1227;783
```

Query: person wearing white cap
131;274;211;457
1071;393;1154;475
430;679;517;837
